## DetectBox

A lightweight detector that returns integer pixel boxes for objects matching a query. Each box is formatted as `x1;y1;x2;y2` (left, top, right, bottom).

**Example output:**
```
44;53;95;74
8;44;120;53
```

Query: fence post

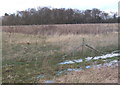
82;38;85;58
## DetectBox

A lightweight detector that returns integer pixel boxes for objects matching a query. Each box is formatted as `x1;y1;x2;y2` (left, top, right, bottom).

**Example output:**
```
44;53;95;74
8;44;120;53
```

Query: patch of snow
86;66;91;69
73;59;83;63
93;53;119;60
44;80;54;83
103;60;118;66
58;53;119;65
85;57;92;61
59;60;75;64
56;60;118;76
67;68;82;71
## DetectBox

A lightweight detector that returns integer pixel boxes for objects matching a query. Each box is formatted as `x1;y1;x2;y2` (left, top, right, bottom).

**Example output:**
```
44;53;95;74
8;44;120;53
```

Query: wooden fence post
82;38;85;58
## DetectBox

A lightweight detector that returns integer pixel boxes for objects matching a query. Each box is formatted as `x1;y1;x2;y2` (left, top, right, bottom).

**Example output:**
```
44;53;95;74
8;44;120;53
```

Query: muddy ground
49;66;119;83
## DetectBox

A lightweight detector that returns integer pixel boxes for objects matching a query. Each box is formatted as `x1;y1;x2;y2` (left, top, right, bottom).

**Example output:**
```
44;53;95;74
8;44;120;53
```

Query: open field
2;24;118;35
2;24;119;83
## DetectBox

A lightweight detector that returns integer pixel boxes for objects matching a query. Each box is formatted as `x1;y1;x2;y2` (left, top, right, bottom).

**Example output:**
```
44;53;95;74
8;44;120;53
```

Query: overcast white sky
0;0;119;16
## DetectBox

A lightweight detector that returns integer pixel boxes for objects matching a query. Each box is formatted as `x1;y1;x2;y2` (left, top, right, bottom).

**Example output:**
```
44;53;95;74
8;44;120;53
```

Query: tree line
2;7;118;25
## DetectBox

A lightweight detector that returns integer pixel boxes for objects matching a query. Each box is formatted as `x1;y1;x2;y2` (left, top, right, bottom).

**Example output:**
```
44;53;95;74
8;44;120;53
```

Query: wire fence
61;38;110;60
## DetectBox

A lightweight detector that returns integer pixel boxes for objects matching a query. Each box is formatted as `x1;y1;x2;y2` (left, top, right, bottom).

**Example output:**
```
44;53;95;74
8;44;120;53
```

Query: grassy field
2;24;118;83
2;24;118;35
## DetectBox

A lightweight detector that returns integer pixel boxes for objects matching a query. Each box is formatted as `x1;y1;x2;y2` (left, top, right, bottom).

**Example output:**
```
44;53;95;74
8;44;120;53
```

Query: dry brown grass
3;30;118;54
2;23;118;35
3;31;118;55
46;32;118;53
52;66;118;83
